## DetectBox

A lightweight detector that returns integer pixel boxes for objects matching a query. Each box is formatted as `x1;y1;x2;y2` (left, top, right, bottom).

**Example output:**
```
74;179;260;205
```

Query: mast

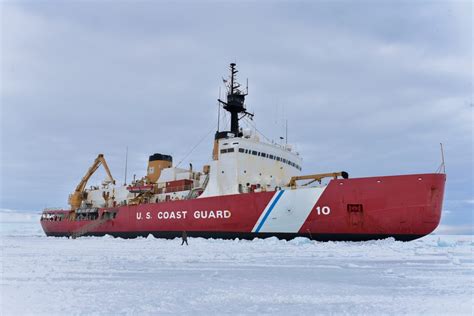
124;146;128;185
217;63;253;137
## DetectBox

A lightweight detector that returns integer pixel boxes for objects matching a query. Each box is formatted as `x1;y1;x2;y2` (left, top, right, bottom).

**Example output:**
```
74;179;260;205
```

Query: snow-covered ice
1;212;473;315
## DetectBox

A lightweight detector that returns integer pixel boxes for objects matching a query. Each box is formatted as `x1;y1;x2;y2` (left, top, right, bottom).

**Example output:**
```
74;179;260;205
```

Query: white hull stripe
252;187;327;233
254;190;285;233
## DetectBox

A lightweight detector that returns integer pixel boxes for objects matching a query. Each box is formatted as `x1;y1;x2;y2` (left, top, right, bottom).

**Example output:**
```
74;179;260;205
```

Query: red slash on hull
41;173;445;241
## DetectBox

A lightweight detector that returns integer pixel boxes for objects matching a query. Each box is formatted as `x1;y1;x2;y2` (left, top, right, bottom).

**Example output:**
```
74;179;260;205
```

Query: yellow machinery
288;171;349;189
68;154;115;209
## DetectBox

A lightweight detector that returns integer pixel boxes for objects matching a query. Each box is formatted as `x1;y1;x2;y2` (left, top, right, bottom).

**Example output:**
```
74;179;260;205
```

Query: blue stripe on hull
255;190;284;233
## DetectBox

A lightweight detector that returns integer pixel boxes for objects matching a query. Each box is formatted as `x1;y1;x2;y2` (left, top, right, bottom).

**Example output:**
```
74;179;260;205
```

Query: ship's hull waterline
41;173;445;241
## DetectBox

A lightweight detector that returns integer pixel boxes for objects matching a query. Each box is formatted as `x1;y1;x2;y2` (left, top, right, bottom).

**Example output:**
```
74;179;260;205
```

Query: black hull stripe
45;231;424;242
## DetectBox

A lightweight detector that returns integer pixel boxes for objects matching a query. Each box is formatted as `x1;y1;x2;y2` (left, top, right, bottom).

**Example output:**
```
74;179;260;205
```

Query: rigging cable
242;116;273;143
176;127;215;168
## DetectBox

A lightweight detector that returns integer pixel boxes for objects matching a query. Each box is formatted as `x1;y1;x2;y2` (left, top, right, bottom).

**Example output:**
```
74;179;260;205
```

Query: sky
1;0;472;233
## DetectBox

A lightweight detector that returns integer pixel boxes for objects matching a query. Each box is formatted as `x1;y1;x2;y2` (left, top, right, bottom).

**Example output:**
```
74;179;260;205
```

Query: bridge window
234;145;300;170
220;148;235;154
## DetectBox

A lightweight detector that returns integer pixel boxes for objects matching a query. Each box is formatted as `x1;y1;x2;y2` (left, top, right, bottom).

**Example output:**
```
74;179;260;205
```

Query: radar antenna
217;63;254;137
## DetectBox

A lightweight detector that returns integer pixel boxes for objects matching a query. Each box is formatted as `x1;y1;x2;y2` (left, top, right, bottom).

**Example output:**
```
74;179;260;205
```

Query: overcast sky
1;1;472;233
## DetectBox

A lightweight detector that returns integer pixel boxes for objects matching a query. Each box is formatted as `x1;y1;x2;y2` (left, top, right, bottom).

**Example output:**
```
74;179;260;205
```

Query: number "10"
316;206;331;215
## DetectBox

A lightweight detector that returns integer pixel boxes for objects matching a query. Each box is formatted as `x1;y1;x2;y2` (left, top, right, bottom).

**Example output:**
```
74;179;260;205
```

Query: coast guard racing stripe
252;187;326;233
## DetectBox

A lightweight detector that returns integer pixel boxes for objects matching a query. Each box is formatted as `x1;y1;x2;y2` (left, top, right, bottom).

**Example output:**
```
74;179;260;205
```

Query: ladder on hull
71;217;110;239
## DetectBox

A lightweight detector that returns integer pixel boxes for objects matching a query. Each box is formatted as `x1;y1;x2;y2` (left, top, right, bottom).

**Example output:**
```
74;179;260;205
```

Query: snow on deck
1;217;473;315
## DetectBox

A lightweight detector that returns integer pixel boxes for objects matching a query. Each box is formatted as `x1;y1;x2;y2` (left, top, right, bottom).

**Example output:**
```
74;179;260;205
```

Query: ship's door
348;204;364;227
346;189;364;230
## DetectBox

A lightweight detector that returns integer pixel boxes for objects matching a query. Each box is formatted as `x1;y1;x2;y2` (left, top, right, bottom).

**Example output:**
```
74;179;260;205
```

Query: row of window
220;147;302;171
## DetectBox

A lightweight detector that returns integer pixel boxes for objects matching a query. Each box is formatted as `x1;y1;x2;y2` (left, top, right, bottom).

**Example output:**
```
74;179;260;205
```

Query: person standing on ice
181;231;188;246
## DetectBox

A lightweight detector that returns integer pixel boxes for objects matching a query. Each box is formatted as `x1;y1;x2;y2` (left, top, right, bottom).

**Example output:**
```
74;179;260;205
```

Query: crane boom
68;154;115;209
288;171;349;188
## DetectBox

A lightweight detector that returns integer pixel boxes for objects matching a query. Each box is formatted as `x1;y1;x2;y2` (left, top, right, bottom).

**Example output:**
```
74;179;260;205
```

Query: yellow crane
288;171;349;189
68;154;115;209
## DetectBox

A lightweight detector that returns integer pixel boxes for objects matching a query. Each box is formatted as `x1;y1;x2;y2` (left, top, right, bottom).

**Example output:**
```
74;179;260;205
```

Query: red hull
41;173;445;241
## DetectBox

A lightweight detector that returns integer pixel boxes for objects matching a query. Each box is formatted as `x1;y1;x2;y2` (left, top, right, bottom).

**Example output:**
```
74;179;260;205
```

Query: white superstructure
200;131;302;197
